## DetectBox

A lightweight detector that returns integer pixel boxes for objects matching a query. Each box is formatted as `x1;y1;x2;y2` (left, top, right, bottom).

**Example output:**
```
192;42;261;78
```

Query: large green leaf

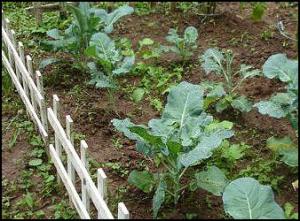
128;170;155;193
180;129;234;167
152;178;167;218
129;126;165;148
253;100;286;118
162;81;204;129
201;48;224;75
231;96;252;112
279;148;298;167
69;3;89;34
262;53;298;83
266;136;298;167
111;118;141;140
222;177;285;219
266;136;296;152
195;166;228;196
94;5;134;34
89;32;120;63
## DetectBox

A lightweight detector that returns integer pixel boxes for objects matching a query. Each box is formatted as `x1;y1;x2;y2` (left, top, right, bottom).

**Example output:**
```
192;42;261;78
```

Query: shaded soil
3;2;298;219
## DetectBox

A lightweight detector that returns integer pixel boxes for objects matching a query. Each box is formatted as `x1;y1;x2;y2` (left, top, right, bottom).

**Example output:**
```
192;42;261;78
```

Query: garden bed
2;2;298;219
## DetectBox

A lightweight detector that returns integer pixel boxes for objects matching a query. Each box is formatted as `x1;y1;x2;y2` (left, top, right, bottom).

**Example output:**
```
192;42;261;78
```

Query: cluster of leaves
254;53;298;130
112;81;286;219
129;63;183;106
85;32;135;89
164;26;199;62
40;2;135;89
134;26;198;64
199;48;261;113
113;81;234;217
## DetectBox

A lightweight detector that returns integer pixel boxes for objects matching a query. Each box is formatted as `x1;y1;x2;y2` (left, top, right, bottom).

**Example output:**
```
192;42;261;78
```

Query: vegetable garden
2;2;298;219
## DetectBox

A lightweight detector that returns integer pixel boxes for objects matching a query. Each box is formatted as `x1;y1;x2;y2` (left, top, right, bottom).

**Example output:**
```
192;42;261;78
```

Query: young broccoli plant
164;26;198;62
199;48;261;113
85;32;135;89
253;53;298;130
39;2;134;70
112;81;234;217
85;32;135;111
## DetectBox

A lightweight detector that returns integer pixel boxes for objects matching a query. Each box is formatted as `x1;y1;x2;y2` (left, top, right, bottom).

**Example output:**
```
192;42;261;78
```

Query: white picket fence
2;14;129;219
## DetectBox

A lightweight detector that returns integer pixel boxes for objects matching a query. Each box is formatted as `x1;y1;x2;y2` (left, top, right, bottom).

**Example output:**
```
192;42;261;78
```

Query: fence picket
53;94;62;184
66;115;76;185
36;71;48;133
81;140;90;213
118;202;129;219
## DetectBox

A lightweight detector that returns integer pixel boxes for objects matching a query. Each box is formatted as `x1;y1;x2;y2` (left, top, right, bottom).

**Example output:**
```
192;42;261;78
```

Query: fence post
53;94;62;184
5;19;15;70
33;2;42;25
36;70;48;134
2;10;5;28
9;29;21;81
66;115;75;183
97;168;108;219
26;55;38;115
18;42;29;97
118;202;129;219
80;140;90;213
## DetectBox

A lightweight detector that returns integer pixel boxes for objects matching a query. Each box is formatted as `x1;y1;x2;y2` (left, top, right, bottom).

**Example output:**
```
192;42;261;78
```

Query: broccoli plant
112;81;234;217
39;2;134;70
253;53;298;130
164;26;198;62
199;48;261;113
84;32;135;89
190;167;285;219
84;32;135;112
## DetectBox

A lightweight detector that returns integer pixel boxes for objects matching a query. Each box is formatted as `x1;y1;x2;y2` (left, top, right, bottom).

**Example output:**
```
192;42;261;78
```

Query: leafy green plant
237;158;284;191
85;32;135;89
284;202;298;219
164;26;198;62
134;2;153;16
254;54;298;130
251;2;267;22
84;32;135;112
137;37;164;61
40;2;134;70
190;168;285;219
211;140;250;173
129;63;183;106
199;48;261;113
112;81;234;217
266;136;298;167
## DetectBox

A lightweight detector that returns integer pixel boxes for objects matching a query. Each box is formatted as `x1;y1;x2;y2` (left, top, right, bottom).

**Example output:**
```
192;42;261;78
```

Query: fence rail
2;13;129;219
